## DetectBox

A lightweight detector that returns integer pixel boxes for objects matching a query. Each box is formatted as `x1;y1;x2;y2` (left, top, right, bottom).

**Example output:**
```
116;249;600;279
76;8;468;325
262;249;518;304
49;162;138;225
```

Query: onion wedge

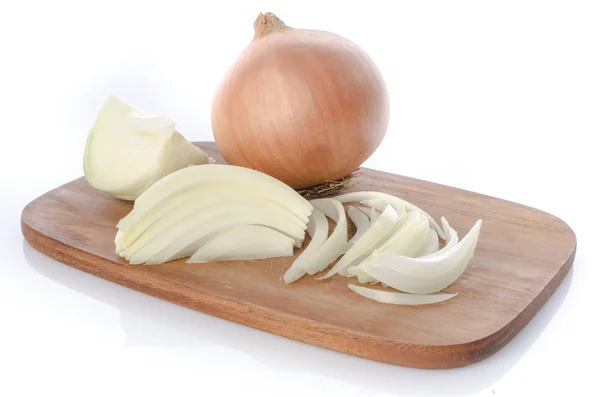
283;209;328;283
348;284;456;305
83;96;210;200
318;205;400;280
333;191;445;239
186;225;294;263
363;220;483;294
346;206;370;247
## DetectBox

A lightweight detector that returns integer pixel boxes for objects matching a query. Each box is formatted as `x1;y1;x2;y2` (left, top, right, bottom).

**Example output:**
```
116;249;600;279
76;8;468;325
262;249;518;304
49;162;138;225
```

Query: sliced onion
372;210;425;255
359;199;389;212
347;264;376;283
139;207;306;264
358;205;381;225
346;206;370;247
120;164;312;232
318;205;400;280
348;284;456;305
117;184;308;250
284;199;348;279
283;209;328;283
419;228;441;257
363;220;482;294
120;196;306;258
333;191;445;239
187;225;294;263
347;216;453;284
421;217;457;258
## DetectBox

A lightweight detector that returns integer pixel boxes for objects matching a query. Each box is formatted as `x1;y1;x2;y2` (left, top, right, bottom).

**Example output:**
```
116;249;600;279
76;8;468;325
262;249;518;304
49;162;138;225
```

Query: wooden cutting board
21;142;576;369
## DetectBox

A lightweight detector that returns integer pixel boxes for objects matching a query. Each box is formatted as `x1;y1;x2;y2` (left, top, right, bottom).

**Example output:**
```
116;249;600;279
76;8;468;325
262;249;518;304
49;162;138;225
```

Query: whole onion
211;12;390;189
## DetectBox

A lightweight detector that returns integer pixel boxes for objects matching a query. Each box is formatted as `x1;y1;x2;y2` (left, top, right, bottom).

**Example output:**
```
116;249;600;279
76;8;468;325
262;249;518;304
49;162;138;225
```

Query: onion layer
364;220;482;294
333;191;445;239
283;209;328;283
348;284;456;305
346;206;371;247
318;205;400;279
187;225;294;263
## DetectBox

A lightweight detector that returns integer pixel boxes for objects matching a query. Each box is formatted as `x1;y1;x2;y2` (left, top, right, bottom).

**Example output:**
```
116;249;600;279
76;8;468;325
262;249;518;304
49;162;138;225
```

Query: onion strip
421;217;457;258
346;206;370;247
318;205;400;280
364;220;482;294
333;191;445;239
303;199;348;275
348;284;456;305
419;228;441;257
283;209;328;283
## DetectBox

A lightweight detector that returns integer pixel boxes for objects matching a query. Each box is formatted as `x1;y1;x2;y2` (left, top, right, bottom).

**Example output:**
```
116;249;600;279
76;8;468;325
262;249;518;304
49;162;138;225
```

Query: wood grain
21;142;576;369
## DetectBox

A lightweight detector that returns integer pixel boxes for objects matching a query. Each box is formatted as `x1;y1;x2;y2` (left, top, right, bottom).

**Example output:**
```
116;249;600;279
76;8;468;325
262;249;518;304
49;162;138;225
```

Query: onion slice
333;191;445;239
419;228;441;257
348;284;456;305
364;220;483;294
120;164;312;232
119;196;306;257
421;217;457;258
372;211;427;256
117;183;309;250
358;205;381;225
347;206;370;247
284;199;347;282
131;207;305;264
187;225;294;263
283;209;328;283
318;205;400;279
303;199;348;275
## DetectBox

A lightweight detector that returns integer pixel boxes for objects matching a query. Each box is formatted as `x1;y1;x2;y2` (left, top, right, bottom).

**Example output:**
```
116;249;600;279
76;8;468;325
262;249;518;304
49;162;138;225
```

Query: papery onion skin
211;12;390;189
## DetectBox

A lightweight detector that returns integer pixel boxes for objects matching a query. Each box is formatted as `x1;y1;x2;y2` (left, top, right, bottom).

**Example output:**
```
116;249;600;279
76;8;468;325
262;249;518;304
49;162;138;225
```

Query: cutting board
21;142;576;369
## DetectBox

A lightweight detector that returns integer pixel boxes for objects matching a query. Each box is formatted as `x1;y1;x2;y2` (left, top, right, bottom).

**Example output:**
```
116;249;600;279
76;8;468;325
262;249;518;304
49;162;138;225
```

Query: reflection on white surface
23;240;572;397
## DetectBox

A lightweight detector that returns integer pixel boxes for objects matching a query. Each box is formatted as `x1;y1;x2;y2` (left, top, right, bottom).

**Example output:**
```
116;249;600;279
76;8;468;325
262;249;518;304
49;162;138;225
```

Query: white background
1;1;598;396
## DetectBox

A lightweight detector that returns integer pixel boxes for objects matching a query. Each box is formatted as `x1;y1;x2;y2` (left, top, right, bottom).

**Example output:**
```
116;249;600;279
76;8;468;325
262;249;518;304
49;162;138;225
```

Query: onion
420;228;441;257
302;199;348;275
373;211;429;257
84;96;210;200
318;205;401;279
118;164;312;233
333;191;445;239
347;215;457;284
421;217;457;258
121;197;306;260
348;284;456;305
283;209;328;283
361;206;381;225
346;206;371;247
187;225;294;263
134;206;303;264
211;12;389;189
116;164;312;264
363;220;483;294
